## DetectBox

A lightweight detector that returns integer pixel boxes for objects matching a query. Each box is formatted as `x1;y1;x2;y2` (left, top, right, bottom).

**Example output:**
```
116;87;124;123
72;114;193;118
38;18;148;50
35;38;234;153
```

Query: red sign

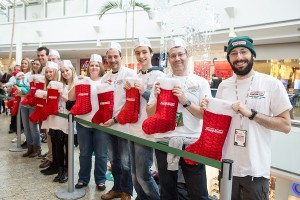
194;61;211;80
214;60;233;80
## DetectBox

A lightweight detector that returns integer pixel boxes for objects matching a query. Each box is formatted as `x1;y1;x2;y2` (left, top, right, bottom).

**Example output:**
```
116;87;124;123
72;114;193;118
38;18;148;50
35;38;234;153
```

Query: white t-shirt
101;66;138;133
216;72;292;178
148;73;212;140
129;69;165;140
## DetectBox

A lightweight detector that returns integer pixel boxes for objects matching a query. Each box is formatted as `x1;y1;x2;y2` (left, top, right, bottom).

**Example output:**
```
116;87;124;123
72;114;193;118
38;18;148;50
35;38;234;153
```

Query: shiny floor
0;113;126;200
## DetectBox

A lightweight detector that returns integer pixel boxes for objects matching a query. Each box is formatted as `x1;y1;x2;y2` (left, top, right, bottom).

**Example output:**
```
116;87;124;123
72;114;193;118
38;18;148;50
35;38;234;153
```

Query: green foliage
99;0;153;20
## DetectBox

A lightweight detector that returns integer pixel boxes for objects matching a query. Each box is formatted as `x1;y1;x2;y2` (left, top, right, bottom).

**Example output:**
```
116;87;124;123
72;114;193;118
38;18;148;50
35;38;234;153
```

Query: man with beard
204;36;292;199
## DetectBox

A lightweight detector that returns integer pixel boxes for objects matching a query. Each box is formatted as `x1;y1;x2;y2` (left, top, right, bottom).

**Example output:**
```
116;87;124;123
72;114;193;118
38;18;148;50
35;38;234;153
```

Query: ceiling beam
21;0;29;6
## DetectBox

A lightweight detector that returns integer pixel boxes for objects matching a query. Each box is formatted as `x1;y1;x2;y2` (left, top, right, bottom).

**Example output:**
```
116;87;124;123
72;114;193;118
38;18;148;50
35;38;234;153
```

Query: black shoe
43;168;59;175
21;141;27;149
53;174;60;182
40;165;52;173
96;183;106;191
75;182;88;189
59;174;68;183
41;165;59;175
8;130;15;134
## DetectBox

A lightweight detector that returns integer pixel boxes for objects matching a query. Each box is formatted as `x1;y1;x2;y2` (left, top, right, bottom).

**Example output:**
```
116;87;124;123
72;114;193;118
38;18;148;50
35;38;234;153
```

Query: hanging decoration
153;0;220;68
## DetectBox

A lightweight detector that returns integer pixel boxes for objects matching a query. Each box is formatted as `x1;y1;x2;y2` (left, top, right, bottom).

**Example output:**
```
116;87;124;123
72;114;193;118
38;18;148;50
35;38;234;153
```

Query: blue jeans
155;149;209;200
106;134;133;195
20;105;41;146
130;142;160;200
76;123;108;185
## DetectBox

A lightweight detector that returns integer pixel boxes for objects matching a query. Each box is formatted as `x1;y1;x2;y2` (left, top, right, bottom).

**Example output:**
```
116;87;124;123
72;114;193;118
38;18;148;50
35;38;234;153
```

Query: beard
230;56;254;76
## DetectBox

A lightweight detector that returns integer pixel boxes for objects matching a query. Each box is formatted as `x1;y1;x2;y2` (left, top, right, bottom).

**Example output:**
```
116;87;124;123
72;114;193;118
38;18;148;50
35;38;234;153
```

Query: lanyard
235;74;255;128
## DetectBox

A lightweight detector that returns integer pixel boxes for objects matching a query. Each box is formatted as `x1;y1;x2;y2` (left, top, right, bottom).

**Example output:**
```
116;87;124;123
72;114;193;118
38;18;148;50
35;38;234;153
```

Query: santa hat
49;49;60;58
167;37;187;52
134;37;151;49
45;61;59;70
107;41;121;53
90;54;102;63
13;70;24;79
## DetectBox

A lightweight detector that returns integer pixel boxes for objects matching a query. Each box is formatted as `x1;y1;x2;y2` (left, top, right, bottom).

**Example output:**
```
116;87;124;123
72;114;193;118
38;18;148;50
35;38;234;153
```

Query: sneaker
75;182;88;189
101;190;122;200
11;137;17;143
97;183;106;191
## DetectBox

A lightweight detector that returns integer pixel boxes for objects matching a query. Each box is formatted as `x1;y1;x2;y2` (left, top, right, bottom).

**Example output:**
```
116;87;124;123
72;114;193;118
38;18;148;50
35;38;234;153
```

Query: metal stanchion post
56;114;85;199
219;159;233;200
9;102;25;152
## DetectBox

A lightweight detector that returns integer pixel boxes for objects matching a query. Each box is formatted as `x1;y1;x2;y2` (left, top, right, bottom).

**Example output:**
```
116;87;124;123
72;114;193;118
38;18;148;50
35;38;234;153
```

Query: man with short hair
37;46;49;73
147;37;211;199
206;36;292;199
101;41;137;200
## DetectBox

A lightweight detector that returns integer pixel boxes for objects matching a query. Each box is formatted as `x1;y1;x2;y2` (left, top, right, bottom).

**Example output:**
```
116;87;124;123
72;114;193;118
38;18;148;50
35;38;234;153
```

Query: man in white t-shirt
205;36;292;199
101;42;137;200
147;37;211;200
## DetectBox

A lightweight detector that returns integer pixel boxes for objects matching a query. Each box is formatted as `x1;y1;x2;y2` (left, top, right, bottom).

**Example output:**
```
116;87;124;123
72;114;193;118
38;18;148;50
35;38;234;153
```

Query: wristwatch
248;109;257;120
183;100;191;108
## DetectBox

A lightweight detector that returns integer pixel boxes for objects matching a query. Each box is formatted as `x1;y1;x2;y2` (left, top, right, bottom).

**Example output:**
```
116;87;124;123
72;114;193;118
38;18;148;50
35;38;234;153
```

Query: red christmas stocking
117;77;142;125
22;75;37;105
28;75;45;106
92;83;114;124
40;81;63;120
184;98;235;165
11;96;21;116
29;90;47;123
70;77;92;115
7;87;16;110
142;77;180;134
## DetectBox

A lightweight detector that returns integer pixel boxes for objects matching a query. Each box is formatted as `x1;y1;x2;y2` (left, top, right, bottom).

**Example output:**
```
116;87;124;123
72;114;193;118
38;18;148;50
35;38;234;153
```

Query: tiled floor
0;113;119;200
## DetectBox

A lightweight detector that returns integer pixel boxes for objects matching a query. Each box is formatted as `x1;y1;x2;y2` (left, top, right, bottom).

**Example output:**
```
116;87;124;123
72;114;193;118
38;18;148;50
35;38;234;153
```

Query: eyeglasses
229;49;250;58
169;52;186;59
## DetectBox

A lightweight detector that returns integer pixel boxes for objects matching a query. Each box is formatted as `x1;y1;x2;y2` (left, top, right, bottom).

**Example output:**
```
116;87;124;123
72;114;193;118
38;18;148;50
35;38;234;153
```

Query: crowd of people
0;36;292;200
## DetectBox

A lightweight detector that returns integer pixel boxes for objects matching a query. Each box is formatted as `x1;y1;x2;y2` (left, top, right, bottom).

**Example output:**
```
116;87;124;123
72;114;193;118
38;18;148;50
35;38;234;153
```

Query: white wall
1;0;300;45
271;127;300;175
